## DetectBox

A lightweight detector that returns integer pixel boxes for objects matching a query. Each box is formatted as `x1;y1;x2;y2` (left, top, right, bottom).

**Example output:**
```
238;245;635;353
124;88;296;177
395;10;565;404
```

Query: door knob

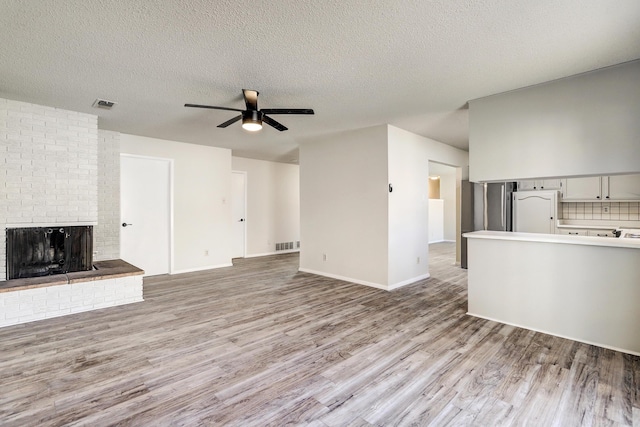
122;223;133;227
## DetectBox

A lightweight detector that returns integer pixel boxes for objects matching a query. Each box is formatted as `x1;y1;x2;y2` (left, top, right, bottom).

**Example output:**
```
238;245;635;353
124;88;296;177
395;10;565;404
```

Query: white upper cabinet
561;177;602;200
518;179;562;191
561;174;640;201
542;179;562;190
606;174;640;200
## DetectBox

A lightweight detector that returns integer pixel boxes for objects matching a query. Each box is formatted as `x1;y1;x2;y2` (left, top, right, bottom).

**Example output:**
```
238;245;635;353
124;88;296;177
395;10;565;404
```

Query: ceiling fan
185;89;314;132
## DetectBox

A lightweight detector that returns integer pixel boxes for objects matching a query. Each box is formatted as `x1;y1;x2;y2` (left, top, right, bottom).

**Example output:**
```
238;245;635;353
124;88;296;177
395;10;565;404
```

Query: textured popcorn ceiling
1;0;639;162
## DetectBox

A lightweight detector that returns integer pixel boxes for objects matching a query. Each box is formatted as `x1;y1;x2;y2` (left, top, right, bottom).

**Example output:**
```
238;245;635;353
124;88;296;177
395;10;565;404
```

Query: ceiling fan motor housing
243;110;263;122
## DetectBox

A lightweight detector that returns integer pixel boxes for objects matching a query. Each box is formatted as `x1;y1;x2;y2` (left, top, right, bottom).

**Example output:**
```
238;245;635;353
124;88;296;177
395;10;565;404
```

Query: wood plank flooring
0;243;638;426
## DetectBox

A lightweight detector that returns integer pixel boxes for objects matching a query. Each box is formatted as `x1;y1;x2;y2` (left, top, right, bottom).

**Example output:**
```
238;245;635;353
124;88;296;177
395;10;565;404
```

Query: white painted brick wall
0;276;144;328
1;98;124;280
95;130;121;260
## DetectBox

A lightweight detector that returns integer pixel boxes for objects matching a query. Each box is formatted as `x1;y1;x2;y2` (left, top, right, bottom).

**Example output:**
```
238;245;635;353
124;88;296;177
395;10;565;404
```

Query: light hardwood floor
1;243;638;426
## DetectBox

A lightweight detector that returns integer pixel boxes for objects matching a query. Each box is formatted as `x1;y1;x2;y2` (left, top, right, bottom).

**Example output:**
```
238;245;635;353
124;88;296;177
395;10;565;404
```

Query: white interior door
121;155;171;276
231;171;246;258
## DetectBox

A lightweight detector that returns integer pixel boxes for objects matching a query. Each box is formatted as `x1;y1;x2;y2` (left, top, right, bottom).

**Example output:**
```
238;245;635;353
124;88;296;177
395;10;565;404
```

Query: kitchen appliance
617;229;640;240
461;181;516;268
512;190;559;234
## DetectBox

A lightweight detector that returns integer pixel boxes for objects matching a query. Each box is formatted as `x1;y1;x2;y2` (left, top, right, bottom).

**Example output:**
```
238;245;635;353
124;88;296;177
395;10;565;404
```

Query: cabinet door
588;229;616;237
513;192;556;234
540;179;561;190
518;180;561;191
606;174;640;200
561;177;602;200
558;228;588;236
518;181;536;191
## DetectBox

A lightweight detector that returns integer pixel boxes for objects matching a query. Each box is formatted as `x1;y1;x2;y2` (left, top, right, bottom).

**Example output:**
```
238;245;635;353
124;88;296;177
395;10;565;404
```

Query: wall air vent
275;241;299;251
92;99;117;109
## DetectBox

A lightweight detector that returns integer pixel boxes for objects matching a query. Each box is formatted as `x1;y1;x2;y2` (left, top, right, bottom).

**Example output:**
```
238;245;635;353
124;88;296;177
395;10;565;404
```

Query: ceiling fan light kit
241;110;263;131
185;89;314;132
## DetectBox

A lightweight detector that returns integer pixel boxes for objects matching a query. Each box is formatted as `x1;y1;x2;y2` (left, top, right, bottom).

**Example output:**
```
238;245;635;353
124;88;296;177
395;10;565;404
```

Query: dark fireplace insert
6;226;93;280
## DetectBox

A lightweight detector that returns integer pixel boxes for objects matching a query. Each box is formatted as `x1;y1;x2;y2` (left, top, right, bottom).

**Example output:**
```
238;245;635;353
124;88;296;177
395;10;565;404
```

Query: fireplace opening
6;226;93;280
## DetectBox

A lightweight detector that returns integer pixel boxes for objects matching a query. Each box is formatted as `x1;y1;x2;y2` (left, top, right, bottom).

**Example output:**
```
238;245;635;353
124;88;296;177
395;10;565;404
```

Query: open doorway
428;162;460;267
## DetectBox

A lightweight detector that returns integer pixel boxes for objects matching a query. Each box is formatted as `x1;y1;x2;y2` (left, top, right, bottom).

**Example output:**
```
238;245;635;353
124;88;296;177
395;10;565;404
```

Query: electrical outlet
204;250;209;256
603;206;609;213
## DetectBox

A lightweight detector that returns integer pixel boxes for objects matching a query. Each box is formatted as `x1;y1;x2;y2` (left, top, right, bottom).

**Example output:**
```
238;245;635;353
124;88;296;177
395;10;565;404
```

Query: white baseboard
298;268;388;290
388;273;431;290
245;250;300;258
171;263;233;275
298;269;431;292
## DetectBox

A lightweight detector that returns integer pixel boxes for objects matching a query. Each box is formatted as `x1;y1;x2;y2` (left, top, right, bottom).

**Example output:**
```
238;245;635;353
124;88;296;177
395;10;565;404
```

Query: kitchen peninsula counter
464;230;640;355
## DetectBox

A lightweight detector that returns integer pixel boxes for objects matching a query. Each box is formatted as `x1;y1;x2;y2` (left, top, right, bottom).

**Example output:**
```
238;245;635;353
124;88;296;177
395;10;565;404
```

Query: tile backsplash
561;202;640;221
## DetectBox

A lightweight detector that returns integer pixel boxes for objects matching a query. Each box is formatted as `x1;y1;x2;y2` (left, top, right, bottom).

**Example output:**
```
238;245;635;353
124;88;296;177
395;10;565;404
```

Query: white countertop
463;230;640;249
556;219;640;229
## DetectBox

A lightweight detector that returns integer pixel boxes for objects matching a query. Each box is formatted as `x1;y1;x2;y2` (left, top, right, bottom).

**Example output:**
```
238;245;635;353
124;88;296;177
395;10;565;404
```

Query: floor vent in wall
275;242;297;251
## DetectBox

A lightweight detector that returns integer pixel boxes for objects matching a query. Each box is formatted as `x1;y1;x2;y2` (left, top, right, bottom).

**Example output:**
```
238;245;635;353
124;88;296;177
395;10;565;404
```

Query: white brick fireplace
0;97;141;326
0;98;122;278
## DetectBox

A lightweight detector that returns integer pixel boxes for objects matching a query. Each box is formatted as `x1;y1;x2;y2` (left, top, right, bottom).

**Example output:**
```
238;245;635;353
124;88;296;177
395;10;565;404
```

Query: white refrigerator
512;191;558;234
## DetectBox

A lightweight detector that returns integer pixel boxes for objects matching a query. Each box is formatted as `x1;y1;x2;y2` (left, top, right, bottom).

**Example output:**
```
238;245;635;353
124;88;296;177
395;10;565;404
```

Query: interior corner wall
469;60;640;182
120;134;232;273
231;157;300;257
387;130;430;287
299;125;389;288
387;125;469;280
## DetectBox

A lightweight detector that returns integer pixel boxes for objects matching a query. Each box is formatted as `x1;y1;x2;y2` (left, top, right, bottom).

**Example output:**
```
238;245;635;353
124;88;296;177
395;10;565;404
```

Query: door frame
231;170;247;258
120;153;175;274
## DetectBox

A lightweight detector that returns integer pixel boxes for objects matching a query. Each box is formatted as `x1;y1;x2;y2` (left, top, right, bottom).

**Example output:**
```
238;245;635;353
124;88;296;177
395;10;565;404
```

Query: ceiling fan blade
185;103;243;112
242;89;259;111
217;115;242;128
260;108;314;115
263;115;288;131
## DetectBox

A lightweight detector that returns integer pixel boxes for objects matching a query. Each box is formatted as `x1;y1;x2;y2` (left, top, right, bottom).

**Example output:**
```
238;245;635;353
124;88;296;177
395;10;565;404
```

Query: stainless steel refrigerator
461;181;516;268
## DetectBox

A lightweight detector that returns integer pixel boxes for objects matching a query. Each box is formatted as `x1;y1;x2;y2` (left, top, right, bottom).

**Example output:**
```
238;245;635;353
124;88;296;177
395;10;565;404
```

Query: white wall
300;124;469;290
388;126;468;272
231;157;300;257
388;126;469;172
439;170;457;241
120;134;232;273
387;129;430;287
428;199;444;243
469;60;640;182
300;125;390;288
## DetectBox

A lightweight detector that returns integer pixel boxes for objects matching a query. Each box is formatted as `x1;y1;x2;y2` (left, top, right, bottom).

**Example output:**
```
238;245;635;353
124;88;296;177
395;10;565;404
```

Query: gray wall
469;60;640;182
